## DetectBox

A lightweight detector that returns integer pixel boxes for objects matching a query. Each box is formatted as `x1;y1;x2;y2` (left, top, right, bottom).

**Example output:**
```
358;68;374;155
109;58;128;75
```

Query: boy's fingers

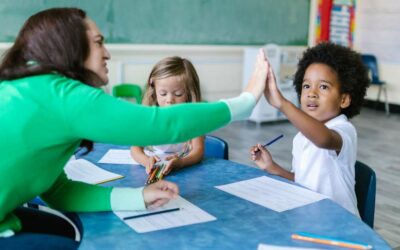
257;144;267;153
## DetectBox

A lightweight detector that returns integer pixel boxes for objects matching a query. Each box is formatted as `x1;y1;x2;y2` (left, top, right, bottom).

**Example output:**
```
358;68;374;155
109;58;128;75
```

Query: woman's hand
244;48;270;101
143;180;179;208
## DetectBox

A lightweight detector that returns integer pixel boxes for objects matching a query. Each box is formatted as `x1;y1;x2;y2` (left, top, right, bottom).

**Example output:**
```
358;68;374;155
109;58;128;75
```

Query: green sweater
0;74;232;233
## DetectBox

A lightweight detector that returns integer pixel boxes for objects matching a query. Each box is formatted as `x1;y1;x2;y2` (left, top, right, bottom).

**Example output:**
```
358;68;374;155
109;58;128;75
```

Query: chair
354;160;376;228
361;54;390;115
112;83;143;104
204;135;229;160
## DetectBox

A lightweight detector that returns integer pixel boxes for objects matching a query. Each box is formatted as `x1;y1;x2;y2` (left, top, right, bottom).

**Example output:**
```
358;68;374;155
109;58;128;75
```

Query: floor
211;108;400;248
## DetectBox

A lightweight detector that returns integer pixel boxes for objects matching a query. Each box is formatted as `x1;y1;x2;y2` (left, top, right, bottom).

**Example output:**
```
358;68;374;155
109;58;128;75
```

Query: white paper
65;159;123;184
258;244;323;250
216;176;326;212
114;196;216;233
98;149;139;165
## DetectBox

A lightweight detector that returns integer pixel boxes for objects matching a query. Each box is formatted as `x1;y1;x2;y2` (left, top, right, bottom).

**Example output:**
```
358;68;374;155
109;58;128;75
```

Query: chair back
354;160;376;228
112;84;143;104
361;54;382;85
204;135;229;160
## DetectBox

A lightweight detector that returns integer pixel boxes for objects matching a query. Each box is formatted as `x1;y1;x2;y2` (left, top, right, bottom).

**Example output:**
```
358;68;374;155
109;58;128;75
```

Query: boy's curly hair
293;42;370;118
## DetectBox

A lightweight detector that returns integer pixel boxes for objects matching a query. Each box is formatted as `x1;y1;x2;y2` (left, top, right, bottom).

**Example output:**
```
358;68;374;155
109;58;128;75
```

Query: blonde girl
131;56;204;176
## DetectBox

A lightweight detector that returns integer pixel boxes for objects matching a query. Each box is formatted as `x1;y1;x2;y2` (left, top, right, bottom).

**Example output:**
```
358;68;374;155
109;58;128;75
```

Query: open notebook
64;158;123;184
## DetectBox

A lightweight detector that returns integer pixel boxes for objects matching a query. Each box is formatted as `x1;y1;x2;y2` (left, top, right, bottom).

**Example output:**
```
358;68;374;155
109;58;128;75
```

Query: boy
251;42;370;215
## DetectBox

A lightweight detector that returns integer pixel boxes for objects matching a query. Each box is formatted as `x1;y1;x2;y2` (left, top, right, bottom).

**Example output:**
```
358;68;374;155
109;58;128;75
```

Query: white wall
106;44;304;101
105;44;244;101
0;43;304;102
354;0;400;105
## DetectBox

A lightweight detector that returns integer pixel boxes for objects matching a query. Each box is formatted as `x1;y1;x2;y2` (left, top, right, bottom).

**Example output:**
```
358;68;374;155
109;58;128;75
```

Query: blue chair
112;83;143;104
361;54;389;115
29;196;46;206
354;160;376;228
204;135;229;160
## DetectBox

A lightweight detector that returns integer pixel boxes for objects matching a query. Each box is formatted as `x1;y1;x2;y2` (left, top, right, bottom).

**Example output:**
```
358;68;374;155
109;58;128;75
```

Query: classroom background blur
0;0;399;248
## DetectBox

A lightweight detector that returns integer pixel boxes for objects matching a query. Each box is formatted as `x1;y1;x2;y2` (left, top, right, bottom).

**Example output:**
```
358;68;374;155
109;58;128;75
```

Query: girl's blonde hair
142;56;201;105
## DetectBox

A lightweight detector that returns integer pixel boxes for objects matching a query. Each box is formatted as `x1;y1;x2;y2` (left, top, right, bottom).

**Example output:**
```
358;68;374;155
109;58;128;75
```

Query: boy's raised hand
264;65;286;109
143;180;179;208
244;48;270;101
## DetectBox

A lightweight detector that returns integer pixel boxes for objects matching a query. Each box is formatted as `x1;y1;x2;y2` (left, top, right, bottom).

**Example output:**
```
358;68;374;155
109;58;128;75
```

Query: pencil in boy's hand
263;134;284;147
291;232;372;250
254;134;284;153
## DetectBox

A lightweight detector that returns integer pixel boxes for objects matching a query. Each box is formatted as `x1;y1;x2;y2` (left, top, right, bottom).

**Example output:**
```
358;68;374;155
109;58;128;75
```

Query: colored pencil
254;134;284;153
292;232;372;250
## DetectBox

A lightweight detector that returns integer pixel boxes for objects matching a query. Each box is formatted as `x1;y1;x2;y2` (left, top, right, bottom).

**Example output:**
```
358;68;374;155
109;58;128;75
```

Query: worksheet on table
216;176;327;212
98;149;139;165
114;196;216;233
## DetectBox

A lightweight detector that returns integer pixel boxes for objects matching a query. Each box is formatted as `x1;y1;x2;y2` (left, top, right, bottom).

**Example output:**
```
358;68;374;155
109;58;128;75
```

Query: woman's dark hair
293;42;370;118
0;7;105;152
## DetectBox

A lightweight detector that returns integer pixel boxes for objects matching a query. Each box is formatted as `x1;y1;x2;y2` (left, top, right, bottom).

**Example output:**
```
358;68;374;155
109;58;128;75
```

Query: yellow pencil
292;232;372;250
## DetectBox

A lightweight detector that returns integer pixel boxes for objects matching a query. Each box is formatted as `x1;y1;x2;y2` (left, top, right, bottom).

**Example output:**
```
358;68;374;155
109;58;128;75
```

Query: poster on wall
315;0;355;47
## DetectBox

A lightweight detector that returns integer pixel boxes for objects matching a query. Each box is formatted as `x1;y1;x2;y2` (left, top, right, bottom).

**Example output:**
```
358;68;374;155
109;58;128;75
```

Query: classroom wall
354;0;400;105
107;45;304;101
0;43;303;101
2;1;398;105
309;0;400;105
0;1;308;102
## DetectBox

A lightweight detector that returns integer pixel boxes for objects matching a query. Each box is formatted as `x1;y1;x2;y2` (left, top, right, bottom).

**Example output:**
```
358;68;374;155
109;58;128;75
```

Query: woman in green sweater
0;7;268;248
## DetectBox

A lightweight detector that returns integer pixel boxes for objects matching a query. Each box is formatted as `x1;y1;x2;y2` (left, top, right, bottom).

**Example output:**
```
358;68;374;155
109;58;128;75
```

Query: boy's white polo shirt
292;114;359;216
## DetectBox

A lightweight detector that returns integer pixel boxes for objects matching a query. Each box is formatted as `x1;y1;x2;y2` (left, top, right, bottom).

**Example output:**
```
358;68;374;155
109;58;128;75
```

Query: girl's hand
264;66;286;109
146;156;160;174
249;144;275;173
162;154;181;176
143;180;179;208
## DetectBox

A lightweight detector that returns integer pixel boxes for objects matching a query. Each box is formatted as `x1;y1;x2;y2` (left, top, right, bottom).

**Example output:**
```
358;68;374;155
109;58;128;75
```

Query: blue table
77;143;390;249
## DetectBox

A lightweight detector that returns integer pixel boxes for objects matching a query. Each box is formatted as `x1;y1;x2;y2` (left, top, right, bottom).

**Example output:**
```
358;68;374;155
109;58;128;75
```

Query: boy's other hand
250;143;274;172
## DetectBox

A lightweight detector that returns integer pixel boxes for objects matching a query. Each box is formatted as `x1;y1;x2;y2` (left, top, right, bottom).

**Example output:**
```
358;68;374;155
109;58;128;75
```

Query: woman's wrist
220;92;256;121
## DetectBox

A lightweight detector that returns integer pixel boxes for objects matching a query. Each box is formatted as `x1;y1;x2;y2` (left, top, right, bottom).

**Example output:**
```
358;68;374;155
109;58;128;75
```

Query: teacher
0;7;268;249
